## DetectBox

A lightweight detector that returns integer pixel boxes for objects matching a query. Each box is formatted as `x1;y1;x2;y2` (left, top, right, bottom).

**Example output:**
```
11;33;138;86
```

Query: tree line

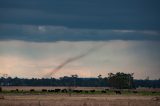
0;72;160;89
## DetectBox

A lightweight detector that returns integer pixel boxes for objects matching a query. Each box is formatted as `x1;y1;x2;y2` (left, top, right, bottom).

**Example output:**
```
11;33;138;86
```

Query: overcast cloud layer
0;24;160;42
0;0;160;30
0;0;160;42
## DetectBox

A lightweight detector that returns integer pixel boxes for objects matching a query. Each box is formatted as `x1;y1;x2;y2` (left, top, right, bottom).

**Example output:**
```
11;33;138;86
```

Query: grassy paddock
1;87;160;106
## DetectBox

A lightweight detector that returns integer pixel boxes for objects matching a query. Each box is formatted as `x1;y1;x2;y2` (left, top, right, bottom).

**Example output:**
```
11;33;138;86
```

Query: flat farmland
0;86;160;106
0;94;160;106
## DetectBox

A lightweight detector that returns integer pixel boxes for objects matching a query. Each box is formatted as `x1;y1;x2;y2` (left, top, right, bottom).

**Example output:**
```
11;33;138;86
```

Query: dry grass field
0;86;160;106
0;94;160;106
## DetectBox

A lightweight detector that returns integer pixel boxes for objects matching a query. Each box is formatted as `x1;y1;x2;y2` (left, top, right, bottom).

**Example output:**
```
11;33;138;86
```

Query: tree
108;72;134;89
97;74;102;86
71;74;78;87
98;74;102;79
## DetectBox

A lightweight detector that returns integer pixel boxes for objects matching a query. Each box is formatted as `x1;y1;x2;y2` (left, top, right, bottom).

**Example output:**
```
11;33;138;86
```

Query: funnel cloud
44;44;104;78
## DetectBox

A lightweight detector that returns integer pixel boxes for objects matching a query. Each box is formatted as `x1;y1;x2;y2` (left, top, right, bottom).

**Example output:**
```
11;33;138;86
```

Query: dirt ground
0;94;160;106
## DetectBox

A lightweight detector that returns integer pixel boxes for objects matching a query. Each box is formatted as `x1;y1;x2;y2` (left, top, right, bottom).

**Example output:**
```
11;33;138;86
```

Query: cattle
55;89;61;92
105;89;109;91
84;91;88;93
30;89;35;92
101;90;106;93
61;89;68;93
10;89;19;92
152;91;156;94
48;90;54;92
79;90;83;93
114;90;121;94
42;89;47;92
73;90;82;93
0;87;2;92
73;90;77;93
90;90;95;93
133;91;138;93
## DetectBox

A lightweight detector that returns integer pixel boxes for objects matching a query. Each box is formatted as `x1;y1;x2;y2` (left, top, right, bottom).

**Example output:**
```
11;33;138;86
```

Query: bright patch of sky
0;40;159;79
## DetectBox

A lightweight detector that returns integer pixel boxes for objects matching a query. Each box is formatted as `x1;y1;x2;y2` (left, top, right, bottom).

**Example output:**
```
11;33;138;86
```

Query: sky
0;0;160;79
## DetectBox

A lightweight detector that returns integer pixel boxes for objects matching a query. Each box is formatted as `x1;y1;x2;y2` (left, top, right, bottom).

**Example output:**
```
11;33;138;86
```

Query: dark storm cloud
0;0;160;30
0;0;160;42
0;24;160;42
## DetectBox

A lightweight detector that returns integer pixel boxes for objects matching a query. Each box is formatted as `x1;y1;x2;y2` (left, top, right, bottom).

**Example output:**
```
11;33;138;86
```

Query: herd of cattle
1;87;159;95
8;88;144;95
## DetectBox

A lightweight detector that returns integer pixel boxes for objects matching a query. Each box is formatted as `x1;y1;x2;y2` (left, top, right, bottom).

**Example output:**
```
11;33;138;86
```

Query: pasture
0;86;160;106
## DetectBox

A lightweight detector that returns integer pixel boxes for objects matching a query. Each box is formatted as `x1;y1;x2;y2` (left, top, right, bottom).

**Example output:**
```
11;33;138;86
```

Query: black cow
73;90;82;93
90;90;95;93
84;91;89;93
30;89;35;92
42;89;47;92
105;89;109;91
101;90;106;93
48;90;54;92
115;90;121;94
16;89;19;92
61;89;68;93
0;87;2;92
55;89;61;92
133;91;138;93
152;91;156;94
